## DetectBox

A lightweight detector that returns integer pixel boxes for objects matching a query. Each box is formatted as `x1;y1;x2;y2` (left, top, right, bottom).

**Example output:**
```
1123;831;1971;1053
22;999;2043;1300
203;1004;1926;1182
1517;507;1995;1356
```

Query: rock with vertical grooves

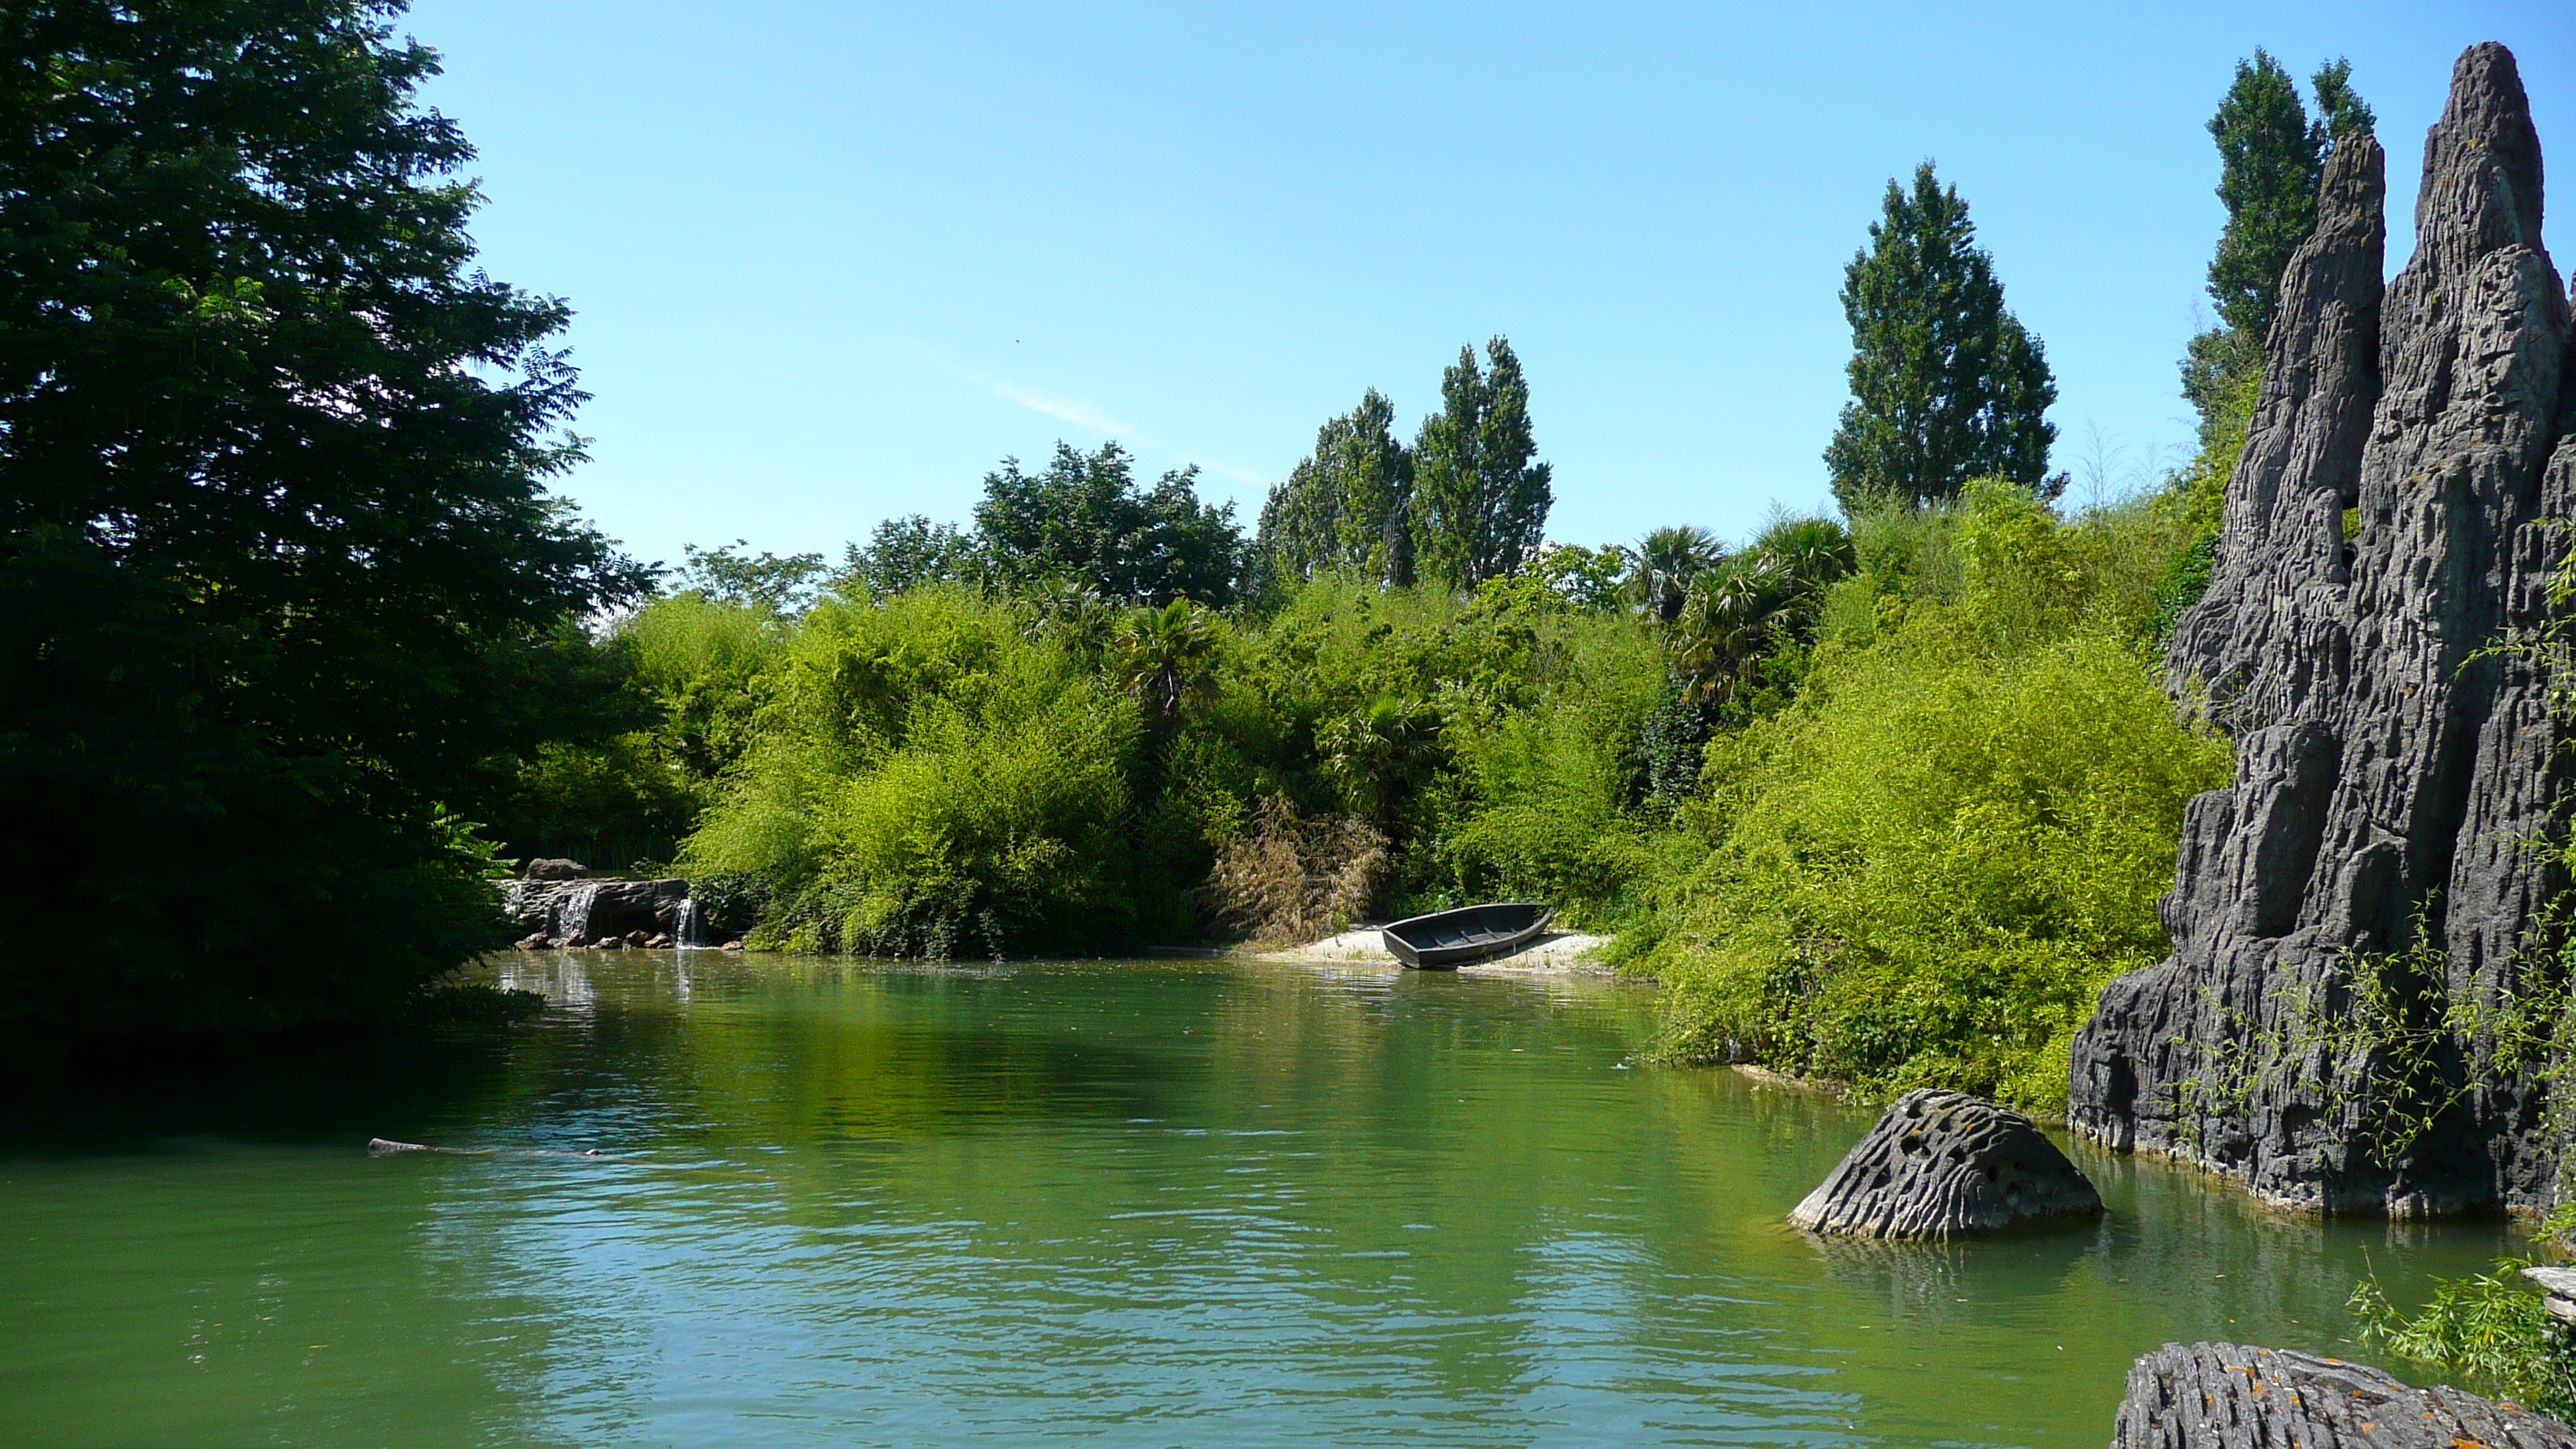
2110;1341;2576;1449
1788;1089;2100;1239
2071;42;2576;1215
501;876;691;944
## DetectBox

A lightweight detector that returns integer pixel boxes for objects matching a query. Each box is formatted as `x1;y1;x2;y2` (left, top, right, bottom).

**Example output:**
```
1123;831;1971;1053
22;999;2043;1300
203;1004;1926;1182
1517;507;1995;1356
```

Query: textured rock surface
1789;1088;2101;1238
502;877;690;944
2071;43;2576;1214
2111;1341;2576;1449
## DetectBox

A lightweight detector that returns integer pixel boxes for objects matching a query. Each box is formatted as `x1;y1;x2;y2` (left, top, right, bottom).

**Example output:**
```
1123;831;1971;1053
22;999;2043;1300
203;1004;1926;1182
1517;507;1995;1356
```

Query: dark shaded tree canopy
0;0;646;1042
1824;163;2058;511
2183;53;2373;447
973;442;1243;608
1255;387;1414;589
680;540;827;613
1413;337;1552;588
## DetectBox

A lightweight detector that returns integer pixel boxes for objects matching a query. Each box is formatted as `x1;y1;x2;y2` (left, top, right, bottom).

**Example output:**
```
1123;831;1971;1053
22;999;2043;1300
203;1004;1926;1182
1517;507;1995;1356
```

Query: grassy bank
492;474;2224;1115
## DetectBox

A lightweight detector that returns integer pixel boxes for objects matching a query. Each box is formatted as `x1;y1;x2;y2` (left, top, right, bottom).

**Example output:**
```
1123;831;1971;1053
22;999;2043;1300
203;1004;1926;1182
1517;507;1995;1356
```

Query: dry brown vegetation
1204;795;1389;946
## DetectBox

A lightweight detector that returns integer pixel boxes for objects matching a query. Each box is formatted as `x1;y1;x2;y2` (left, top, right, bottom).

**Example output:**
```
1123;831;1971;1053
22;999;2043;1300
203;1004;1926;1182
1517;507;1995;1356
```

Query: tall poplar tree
1412;337;1551;589
1255;389;1414;587
1824;163;2058;511
2184;53;2374;447
0;0;648;1042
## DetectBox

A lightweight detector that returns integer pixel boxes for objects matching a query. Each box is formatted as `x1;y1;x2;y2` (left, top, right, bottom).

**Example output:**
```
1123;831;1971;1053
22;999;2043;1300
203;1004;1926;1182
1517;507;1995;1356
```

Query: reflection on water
0;954;2523;1447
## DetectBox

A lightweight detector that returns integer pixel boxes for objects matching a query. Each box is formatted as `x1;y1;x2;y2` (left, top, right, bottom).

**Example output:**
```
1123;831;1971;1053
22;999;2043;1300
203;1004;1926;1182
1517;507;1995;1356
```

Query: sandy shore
1251;923;1612;972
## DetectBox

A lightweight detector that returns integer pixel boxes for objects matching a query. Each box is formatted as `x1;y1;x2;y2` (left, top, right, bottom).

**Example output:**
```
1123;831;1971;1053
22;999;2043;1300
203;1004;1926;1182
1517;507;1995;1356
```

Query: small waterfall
675;896;706;948
553;881;605;944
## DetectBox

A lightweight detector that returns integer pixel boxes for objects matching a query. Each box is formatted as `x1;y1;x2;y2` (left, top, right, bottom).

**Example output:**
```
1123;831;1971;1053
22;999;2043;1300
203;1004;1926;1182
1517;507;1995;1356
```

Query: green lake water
0;953;2525;1447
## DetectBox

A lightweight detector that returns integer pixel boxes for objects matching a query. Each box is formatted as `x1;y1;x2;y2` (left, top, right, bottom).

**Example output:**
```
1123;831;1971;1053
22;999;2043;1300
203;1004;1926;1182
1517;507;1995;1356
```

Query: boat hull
1380;903;1556;970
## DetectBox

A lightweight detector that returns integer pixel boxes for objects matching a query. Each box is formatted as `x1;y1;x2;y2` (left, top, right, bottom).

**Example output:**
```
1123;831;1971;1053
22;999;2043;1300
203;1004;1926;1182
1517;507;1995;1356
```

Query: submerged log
2111;1341;2576;1449
1790;1088;2101;1239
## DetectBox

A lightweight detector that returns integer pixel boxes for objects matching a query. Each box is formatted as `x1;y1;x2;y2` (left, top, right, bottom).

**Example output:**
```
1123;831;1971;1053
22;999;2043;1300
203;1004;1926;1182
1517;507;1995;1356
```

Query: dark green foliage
1113;598;1226;725
0;0;645;1043
1667;516;1854;716
1824;165;2059;510
679;540;828;613
2206;51;2370;341
2311;57;2376;143
409;982;548;1028
1413;337;1553;589
2185;54;2372;450
837;514;981;600
464;625;699;870
2152;531;2222;653
1256;388;1414;588
974;442;1244;607
1636;682;1712;802
1631;526;1725;624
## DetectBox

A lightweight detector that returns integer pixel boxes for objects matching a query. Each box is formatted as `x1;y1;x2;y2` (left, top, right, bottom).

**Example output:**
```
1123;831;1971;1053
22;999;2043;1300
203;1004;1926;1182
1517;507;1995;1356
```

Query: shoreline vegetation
9;0;2576;1430
505;461;2229;1122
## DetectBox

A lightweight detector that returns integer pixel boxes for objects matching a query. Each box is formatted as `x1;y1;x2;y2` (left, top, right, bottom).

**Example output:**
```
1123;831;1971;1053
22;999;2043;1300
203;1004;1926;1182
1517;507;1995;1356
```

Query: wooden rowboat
1381;903;1557;970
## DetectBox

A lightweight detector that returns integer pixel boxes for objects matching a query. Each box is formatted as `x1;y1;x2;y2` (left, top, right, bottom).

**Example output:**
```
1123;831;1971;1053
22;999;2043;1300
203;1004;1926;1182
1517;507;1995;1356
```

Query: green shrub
681;588;1140;957
2352;1249;2576;1417
1437;696;1656;922
1636;482;2227;1112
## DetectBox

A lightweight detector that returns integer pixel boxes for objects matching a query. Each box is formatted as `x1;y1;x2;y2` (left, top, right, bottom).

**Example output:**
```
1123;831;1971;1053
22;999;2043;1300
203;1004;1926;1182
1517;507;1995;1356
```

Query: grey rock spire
2071;43;2576;1214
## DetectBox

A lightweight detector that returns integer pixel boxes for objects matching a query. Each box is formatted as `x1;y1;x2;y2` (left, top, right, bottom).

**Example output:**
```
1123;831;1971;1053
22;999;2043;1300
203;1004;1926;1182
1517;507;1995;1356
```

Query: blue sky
408;1;2573;571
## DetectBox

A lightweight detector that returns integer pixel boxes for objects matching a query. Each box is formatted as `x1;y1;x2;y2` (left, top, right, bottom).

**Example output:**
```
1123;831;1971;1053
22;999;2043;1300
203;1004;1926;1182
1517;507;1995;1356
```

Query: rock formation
2523;1265;2576;1324
502;875;698;947
1789;1088;2101;1238
2111;1342;2576;1449
2071;43;2576;1214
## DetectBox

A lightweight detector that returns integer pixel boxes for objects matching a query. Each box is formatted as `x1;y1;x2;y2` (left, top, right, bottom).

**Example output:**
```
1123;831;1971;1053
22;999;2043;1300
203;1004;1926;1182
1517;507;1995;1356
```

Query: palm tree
1668;518;1856;711
1629;526;1725;624
1023;579;1117;666
1111;598;1224;723
1318;696;1444;822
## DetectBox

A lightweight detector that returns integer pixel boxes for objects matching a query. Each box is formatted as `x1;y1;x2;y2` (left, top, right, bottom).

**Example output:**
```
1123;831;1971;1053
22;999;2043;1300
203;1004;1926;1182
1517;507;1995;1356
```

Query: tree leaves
1824;164;2058;510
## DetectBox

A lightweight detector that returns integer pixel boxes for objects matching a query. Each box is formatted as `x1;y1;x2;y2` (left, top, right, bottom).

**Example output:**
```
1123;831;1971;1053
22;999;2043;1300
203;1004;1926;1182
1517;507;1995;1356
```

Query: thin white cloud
904;344;1269;492
988;382;1148;444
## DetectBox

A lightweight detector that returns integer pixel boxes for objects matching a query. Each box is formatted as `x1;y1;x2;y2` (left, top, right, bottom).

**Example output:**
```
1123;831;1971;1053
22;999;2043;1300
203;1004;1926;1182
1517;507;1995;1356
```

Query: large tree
1255;388;1413;588
0;0;646;1041
973;441;1243;607
1413;337;1551;589
1824;163;2058;512
2183;54;2373;447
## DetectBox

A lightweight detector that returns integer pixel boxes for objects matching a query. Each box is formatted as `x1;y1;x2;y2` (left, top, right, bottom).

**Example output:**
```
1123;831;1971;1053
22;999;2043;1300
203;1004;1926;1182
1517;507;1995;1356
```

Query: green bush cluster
676;589;1141;957
2351;1207;2576;1418
483;474;2221;1119
1634;481;2227;1112
527;568;1675;956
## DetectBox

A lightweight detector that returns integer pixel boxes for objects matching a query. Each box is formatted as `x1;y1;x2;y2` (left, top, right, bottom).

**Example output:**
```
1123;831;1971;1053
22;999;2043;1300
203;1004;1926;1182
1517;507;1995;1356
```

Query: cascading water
675;896;706;949
554;881;605;945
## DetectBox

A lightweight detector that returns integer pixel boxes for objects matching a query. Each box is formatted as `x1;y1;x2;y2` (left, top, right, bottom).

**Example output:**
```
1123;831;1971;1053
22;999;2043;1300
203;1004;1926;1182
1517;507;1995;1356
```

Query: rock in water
523;858;588;881
2071;42;2576;1216
499;876;694;944
2111;1341;2576;1449
1790;1089;2101;1238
